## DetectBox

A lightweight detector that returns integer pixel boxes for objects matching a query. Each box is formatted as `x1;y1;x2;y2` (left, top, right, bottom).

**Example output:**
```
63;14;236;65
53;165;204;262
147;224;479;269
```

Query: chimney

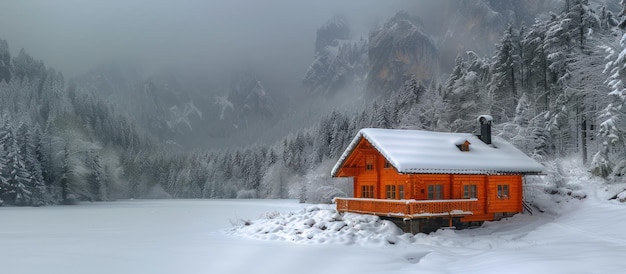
478;115;493;144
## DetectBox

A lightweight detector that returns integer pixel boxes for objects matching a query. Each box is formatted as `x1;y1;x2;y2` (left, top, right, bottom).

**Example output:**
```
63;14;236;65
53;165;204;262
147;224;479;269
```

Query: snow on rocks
226;204;551;250
227;205;413;246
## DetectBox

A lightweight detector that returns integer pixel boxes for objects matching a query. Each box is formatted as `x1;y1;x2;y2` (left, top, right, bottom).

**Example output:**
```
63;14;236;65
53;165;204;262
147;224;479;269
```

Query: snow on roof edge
331;128;544;177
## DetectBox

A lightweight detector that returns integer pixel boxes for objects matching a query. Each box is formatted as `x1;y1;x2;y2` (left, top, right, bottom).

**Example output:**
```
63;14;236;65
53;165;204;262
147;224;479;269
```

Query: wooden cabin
331;116;543;232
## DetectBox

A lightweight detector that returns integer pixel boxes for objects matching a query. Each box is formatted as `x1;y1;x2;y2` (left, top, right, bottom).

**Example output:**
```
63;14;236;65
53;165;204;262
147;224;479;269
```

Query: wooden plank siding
336;137;525;223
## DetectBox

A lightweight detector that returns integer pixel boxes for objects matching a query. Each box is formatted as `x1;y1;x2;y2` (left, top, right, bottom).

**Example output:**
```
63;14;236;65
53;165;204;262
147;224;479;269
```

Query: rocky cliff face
303;1;554;98
226;71;274;123
303;16;368;96
367;11;440;96
314;15;350;54
303;38;368;96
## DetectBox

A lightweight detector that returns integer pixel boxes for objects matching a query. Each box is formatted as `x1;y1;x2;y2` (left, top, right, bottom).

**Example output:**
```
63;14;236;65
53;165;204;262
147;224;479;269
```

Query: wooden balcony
334;197;479;219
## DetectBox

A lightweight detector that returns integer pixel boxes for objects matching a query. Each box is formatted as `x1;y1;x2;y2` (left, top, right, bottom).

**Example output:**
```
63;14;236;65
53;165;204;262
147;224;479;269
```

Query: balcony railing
333;197;478;219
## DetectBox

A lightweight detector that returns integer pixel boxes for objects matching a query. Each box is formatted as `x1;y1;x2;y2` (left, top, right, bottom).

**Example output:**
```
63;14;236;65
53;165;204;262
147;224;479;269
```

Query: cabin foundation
382;216;485;234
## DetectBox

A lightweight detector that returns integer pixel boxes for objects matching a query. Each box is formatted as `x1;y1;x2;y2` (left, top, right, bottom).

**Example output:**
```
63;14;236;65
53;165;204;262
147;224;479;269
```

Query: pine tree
2;123;32;205
0;117;10;203
86;149;105;201
592;33;626;177
415;81;447;131
393;76;425;128
444;52;490;133
16;122;46;205
490;25;519;121
521;21;550;111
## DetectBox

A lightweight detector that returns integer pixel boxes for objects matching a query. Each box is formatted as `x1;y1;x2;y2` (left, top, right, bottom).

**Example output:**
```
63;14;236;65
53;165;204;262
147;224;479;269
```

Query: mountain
367;11;440;96
314;14;351;54
75;64;206;146
303;16;369;96
426;0;559;70
303;1;560;98
74;65;287;149
224;71;275;126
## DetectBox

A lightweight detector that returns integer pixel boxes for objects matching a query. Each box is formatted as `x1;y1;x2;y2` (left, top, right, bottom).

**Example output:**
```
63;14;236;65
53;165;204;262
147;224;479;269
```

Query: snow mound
226;204;553;249
227;205;414;245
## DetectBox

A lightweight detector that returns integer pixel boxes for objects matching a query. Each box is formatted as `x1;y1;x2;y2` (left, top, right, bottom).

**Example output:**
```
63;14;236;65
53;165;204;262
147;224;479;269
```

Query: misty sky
0;0;411;81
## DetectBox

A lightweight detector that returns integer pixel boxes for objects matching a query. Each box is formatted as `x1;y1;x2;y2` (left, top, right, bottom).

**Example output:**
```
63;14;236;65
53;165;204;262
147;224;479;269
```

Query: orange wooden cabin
331;116;543;232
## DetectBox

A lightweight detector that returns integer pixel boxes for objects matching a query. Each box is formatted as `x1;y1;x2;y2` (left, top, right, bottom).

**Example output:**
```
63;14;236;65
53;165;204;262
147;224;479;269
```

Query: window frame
497;184;510;199
427;185;443;200
361;185;374;198
385;185;396;199
463;185;477;199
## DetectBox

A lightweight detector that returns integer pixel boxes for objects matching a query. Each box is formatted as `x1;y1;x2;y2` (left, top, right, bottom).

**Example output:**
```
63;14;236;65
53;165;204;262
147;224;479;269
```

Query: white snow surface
332;128;544;176
3;175;626;274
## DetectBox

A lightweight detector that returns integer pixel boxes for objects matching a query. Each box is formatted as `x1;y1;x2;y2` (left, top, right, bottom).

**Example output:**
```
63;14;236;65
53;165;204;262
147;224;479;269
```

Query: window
386;185;396;199
463;185;477;199
384;161;392;169
497;184;509;199
427;185;443;200
398;185;404;199
361;185;374;198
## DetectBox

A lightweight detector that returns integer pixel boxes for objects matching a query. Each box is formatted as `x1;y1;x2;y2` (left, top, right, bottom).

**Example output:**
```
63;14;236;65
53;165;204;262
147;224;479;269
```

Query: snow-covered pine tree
416;81;447;131
521;20;550;111
499;93;548;159
564;0;600;49
2;123;32;205
0;116;9;204
444;52;490;133
16;122;46;205
392;75;425;129
313;113;333;163
490;25;520;121
326;111;349;158
85;148;105;201
0;39;11;84
592;29;626;177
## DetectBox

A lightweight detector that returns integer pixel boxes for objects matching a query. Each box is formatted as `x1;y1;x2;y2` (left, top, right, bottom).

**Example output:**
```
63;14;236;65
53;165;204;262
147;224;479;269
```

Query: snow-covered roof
331;128;544;176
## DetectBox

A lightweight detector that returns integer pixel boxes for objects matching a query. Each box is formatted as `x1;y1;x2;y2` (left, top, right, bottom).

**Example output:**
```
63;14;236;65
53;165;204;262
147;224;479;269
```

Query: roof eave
330;131;367;177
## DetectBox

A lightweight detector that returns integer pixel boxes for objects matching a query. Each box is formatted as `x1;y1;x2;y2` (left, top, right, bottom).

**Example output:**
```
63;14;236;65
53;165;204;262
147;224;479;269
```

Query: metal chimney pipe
478;115;492;144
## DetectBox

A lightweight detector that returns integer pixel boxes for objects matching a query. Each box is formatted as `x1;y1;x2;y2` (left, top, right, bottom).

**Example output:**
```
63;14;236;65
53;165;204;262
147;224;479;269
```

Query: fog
0;0;413;82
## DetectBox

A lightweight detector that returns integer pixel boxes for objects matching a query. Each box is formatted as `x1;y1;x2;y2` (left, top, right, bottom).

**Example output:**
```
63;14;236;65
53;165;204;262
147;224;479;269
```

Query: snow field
3;165;626;274
229;196;626;273
228;162;626;274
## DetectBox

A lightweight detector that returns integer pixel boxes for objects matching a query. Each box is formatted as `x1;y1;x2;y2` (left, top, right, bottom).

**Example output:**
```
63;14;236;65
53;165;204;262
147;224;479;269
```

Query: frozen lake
2;198;626;274
0;199;311;274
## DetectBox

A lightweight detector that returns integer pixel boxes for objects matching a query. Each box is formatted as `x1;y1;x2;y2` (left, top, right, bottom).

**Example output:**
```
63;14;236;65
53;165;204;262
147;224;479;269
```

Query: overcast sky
0;0;411;81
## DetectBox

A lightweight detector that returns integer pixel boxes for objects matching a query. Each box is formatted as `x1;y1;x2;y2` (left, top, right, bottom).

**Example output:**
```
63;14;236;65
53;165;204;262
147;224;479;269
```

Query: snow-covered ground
2;177;626;273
